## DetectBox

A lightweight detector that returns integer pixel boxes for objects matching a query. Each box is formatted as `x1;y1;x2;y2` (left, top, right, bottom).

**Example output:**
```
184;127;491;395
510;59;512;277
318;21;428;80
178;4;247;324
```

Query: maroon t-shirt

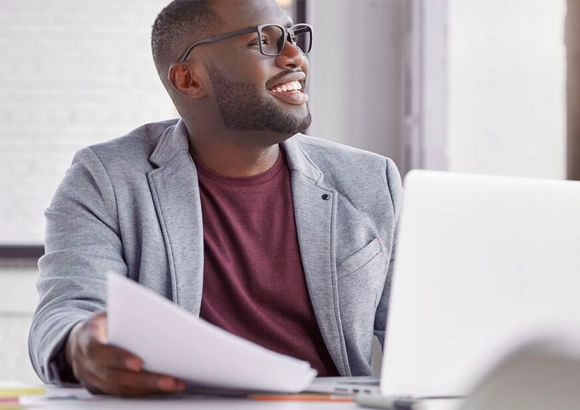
195;149;338;377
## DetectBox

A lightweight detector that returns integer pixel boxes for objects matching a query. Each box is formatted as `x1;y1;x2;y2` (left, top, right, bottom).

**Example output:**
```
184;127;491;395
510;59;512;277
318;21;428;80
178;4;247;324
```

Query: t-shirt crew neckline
192;149;285;187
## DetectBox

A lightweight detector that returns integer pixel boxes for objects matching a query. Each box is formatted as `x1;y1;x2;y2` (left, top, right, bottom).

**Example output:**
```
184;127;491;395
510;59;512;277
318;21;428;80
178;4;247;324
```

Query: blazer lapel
283;137;350;376
147;120;204;315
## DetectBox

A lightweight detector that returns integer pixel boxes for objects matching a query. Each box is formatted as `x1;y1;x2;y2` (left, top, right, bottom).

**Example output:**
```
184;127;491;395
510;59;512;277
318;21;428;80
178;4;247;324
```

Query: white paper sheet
107;272;317;393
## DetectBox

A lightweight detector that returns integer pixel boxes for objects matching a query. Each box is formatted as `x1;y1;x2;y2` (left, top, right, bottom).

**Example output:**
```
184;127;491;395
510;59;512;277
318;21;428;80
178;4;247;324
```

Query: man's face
201;0;311;137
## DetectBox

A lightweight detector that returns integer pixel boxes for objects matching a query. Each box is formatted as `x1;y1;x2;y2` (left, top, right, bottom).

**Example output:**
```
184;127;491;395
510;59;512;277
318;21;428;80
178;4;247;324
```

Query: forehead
211;0;291;30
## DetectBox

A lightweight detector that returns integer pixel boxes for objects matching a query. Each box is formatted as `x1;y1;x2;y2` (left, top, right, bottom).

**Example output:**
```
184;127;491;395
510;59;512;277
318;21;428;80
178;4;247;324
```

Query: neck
182;114;293;177
189;135;282;178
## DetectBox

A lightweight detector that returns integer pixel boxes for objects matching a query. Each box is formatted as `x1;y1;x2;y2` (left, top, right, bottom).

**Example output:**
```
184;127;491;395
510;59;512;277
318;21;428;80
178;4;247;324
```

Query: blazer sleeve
373;157;403;348
29;147;127;384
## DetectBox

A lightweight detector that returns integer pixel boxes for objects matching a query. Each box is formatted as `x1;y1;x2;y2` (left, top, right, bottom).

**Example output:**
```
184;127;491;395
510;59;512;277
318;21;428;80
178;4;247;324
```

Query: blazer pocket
337;238;382;279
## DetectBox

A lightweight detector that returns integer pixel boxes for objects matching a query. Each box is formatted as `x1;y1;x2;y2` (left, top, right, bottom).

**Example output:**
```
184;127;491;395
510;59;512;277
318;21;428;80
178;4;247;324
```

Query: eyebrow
240;21;292;32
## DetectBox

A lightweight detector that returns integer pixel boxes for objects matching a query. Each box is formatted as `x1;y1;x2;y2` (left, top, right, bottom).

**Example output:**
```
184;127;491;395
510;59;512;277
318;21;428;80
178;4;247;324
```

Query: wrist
64;321;83;369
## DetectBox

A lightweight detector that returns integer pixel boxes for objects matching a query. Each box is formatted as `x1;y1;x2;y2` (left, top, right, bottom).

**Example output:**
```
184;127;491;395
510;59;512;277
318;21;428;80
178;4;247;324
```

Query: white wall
307;0;406;168
307;0;567;179
447;0;566;179
0;270;40;383
0;0;176;245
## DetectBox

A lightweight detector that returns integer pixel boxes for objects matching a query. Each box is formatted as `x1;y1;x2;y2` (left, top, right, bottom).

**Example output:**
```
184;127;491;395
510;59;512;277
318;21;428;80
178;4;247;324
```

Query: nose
276;40;306;69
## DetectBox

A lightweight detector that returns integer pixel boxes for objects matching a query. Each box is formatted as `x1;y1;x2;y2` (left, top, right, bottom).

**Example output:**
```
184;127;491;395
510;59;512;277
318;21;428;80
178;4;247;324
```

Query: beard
205;61;312;136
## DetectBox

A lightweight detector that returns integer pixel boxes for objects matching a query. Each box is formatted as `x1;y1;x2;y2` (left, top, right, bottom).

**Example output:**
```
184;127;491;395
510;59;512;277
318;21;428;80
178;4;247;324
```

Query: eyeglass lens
259;25;312;56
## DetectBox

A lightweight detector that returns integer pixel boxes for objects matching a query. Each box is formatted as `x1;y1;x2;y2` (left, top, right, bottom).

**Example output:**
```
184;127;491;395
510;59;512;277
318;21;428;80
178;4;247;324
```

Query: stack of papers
107;272;317;393
0;382;45;409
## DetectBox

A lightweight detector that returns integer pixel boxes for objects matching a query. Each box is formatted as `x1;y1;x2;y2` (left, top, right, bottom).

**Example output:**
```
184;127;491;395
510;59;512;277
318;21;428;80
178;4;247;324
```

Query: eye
249;36;270;47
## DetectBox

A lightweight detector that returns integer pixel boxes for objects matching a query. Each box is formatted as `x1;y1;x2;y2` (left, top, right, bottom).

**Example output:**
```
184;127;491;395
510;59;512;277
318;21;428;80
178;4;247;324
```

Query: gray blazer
30;119;403;383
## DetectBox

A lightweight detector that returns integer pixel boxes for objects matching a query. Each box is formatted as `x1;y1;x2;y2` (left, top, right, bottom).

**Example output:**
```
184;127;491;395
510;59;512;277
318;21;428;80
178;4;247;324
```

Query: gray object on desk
355;395;424;409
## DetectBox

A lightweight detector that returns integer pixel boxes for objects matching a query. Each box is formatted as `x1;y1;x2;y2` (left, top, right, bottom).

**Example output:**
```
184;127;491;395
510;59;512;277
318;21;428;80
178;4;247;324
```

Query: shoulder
60;119;179;199
293;134;387;163
288;134;403;216
292;134;401;196
77;119;179;169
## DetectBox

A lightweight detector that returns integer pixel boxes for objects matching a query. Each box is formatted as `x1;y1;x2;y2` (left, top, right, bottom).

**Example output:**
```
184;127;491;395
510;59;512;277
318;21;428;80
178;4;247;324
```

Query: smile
267;75;309;105
270;80;303;93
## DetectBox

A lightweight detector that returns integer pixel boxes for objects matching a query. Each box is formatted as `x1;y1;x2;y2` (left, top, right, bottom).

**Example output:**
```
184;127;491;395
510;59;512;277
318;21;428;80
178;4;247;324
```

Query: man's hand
65;310;186;396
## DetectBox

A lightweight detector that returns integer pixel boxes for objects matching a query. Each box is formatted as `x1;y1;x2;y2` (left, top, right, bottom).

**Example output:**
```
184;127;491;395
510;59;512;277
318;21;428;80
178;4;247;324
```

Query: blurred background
0;0;569;382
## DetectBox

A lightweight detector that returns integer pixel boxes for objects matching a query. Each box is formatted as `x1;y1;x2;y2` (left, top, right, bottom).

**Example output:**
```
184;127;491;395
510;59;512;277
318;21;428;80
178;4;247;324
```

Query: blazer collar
149;123;324;183
149;119;190;167
281;135;323;184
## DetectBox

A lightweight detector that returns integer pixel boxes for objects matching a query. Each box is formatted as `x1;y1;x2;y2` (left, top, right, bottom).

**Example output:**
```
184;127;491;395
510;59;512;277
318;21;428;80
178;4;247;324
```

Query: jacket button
321;194;330;200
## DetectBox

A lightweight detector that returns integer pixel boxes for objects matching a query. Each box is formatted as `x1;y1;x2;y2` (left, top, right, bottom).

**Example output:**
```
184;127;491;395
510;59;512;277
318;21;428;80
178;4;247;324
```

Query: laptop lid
380;170;580;398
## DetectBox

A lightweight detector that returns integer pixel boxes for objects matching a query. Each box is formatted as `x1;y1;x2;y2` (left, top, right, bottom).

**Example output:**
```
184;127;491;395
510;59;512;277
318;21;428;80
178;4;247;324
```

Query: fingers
84;338;143;373
75;311;143;374
68;310;186;396
76;362;186;397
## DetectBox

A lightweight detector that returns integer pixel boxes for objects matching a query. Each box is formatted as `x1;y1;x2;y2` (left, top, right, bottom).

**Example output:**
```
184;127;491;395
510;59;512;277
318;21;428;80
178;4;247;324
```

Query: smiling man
29;0;402;396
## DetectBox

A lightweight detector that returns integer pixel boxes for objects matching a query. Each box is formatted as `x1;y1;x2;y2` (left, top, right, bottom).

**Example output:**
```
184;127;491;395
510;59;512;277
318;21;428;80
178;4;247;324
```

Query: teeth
272;80;303;93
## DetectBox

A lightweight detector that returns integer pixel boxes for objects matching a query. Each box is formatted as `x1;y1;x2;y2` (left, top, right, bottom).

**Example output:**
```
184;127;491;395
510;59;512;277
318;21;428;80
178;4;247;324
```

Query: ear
168;62;207;99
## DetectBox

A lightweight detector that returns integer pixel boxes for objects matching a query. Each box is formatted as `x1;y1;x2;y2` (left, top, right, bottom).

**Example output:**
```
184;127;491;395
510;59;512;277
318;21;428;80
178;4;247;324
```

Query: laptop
308;170;580;400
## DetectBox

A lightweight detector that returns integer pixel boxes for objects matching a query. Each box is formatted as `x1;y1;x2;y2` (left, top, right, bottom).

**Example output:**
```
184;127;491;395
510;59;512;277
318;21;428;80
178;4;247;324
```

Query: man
29;0;402;396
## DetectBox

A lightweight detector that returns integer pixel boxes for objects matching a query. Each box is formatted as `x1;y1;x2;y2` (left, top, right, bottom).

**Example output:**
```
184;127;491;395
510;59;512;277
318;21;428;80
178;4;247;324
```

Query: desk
17;387;462;410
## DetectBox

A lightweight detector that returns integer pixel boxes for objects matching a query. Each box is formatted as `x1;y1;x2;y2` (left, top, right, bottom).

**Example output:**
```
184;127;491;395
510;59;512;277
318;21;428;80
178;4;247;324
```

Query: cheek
236;59;270;84
212;53;272;85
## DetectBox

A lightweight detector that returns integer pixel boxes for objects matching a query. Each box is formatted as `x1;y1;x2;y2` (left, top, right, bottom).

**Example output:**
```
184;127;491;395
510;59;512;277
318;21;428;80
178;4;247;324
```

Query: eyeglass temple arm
177;26;258;62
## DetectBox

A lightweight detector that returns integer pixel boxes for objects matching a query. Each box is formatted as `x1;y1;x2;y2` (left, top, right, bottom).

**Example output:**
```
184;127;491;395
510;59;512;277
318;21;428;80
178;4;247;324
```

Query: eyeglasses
176;23;313;63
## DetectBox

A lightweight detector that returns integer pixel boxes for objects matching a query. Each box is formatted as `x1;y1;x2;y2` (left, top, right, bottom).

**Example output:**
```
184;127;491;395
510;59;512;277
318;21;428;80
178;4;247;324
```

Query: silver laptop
308;170;580;399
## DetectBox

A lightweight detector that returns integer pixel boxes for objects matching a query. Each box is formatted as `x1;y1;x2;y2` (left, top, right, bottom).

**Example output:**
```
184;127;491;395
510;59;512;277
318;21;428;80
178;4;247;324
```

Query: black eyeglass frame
176;23;313;63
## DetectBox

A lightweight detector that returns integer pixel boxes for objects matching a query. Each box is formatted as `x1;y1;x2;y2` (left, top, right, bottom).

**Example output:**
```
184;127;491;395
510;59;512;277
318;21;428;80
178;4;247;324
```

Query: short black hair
151;0;221;83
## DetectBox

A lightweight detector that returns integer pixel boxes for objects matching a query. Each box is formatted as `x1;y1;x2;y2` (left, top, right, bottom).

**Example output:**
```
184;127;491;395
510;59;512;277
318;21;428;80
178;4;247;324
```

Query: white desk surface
17;387;462;410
